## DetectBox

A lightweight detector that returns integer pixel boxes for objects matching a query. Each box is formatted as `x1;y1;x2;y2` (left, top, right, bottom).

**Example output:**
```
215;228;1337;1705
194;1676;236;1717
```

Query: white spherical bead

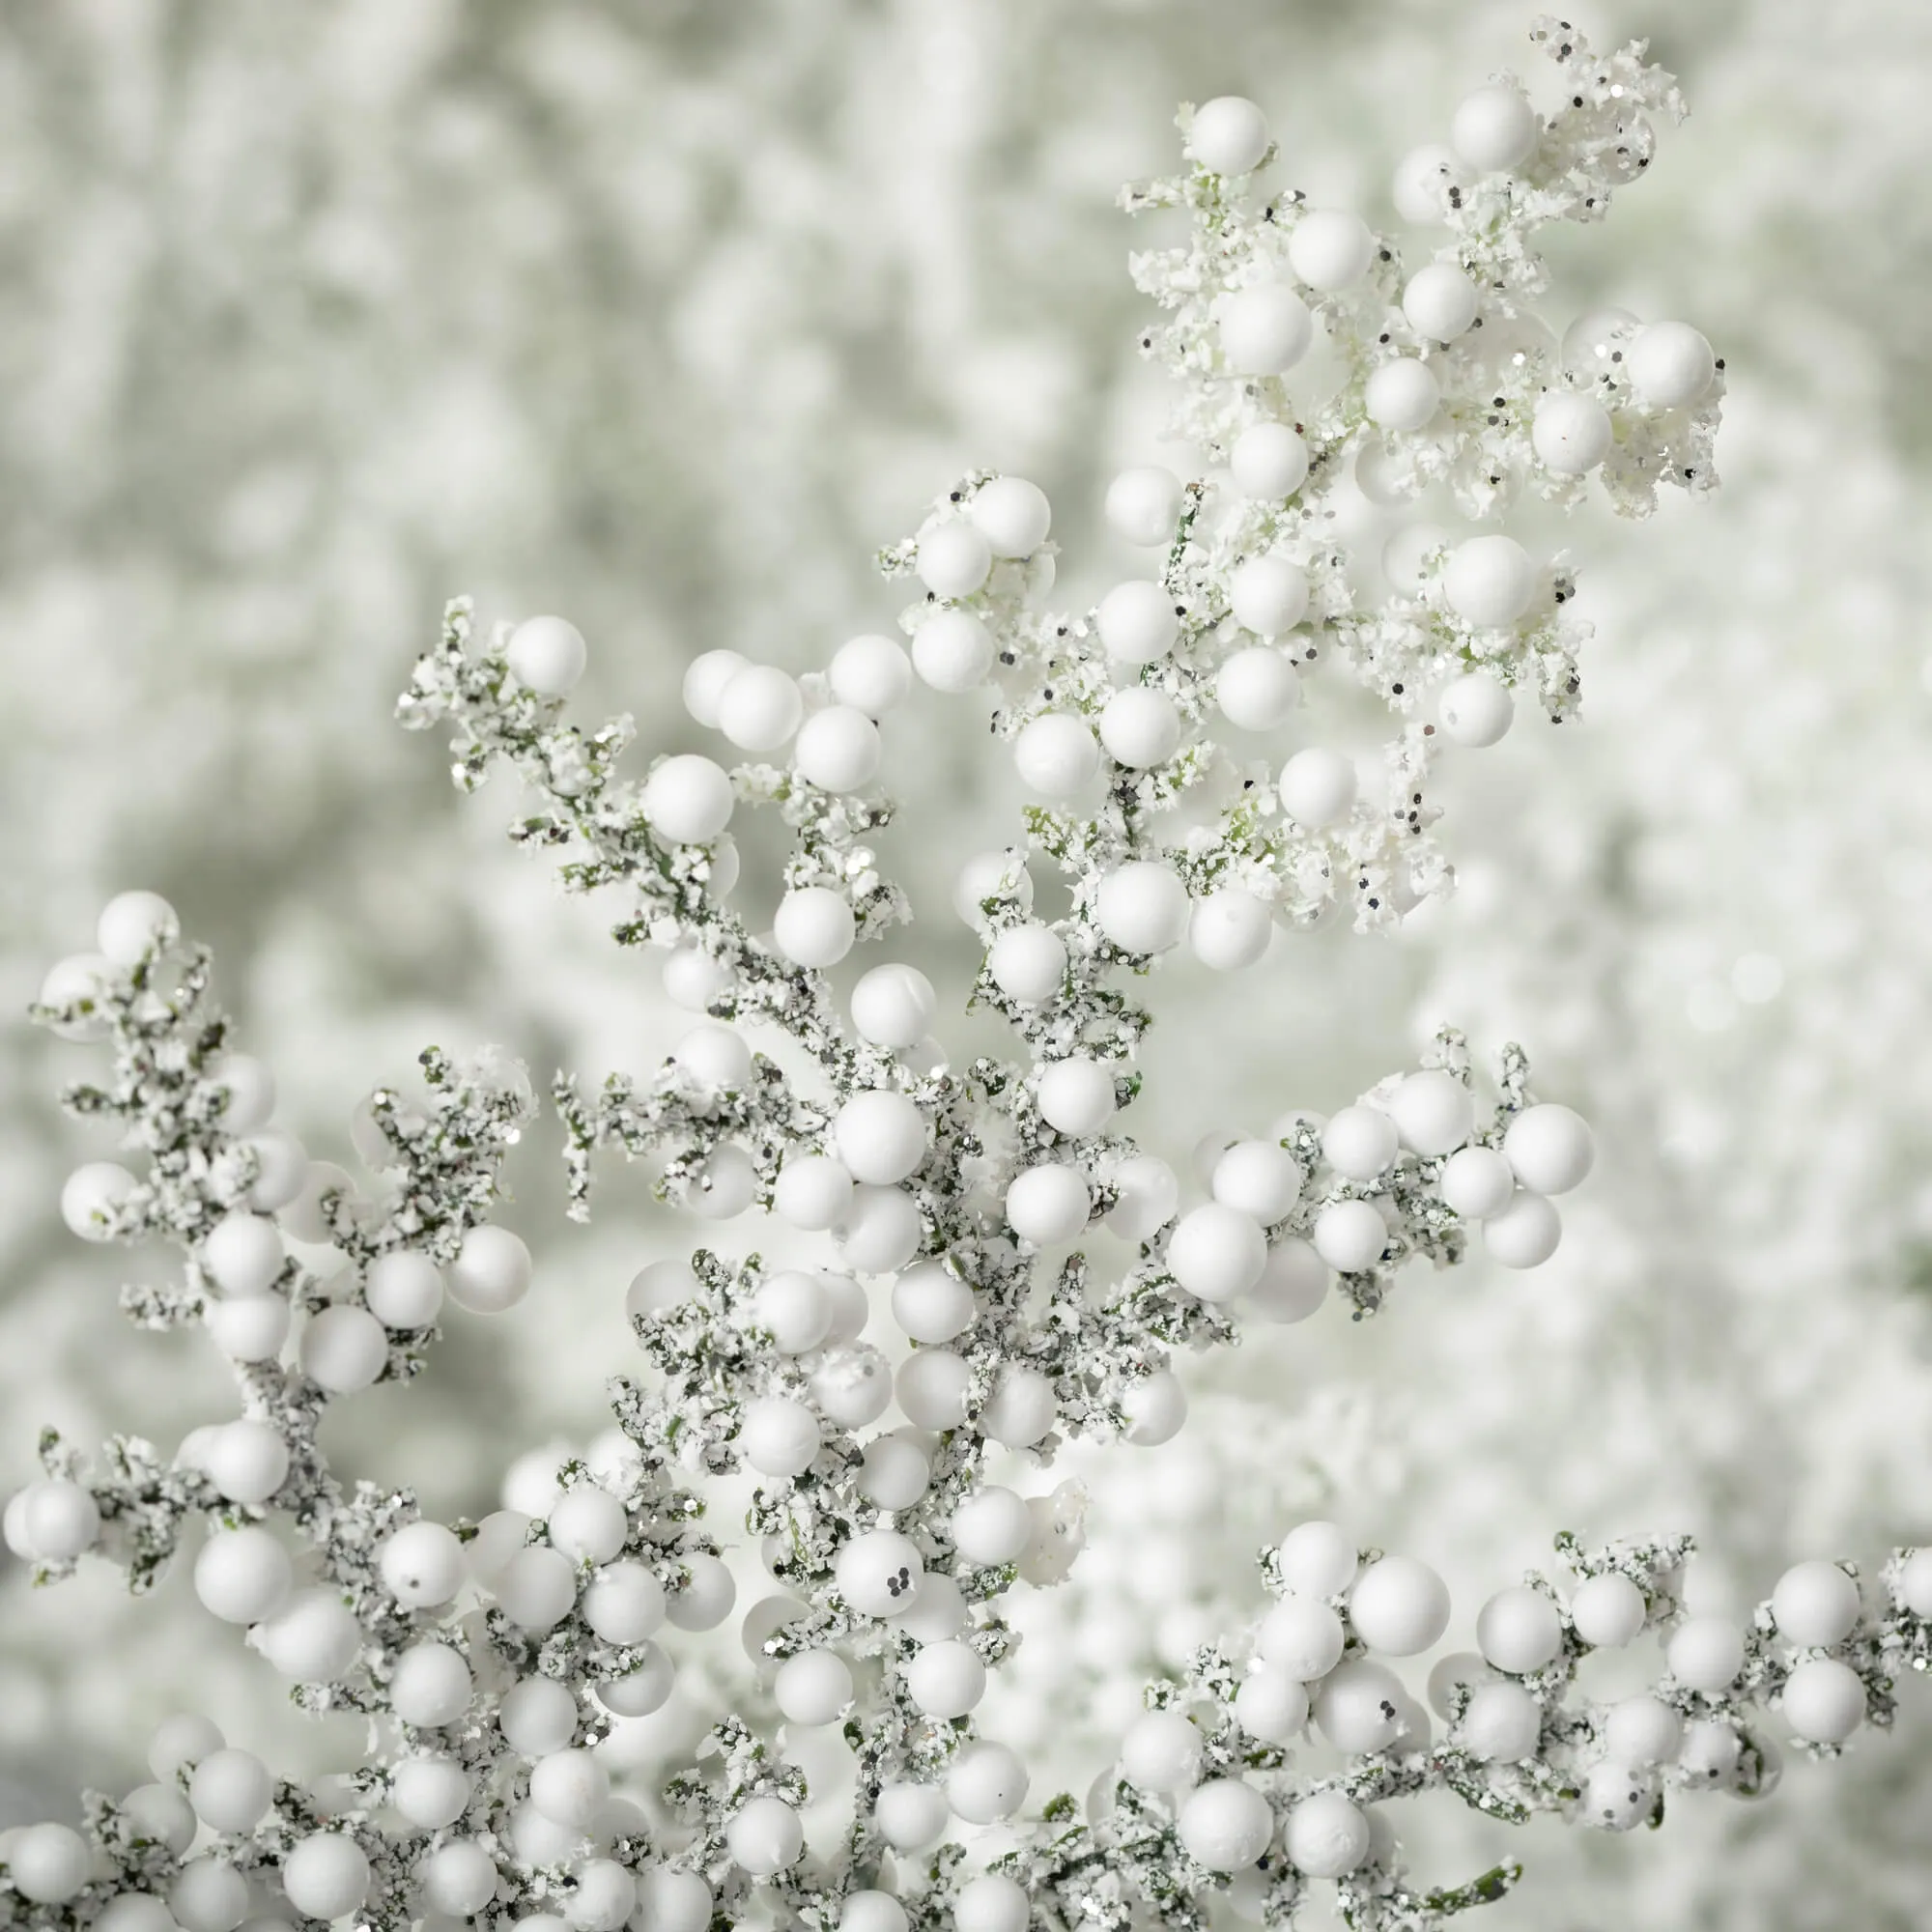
1099;687;1182;769
388;1643;472;1727
1437;1146;1515;1220
1249;1237;1329;1321
298;1304;387;1394
378;1520;466;1612
1312;1199;1388;1273
987;923;1066;1005
168;1859;247;1932
1443;535;1536;630
1503;1104;1596;1194
1188;96;1271;175
598;1646;674;1718
1189;888;1272;971
1626;320;1716;409
1230;555;1309;637
1278;748;1356;829
666;1552;737;1632
548;1487;628;1564
838;1186;922;1274
718;666;804;753
895;1350;972;1432
498;1677;577;1755
1677;1719;1743;1788
1006;1163;1092;1244
419;1840;497;1918
62;1160;139;1240
1482;1190;1562;1268
750;1267;833;1352
364;1250;444;1329
1391;144;1471;224
1387;1070;1473;1156
772;1648;853;1727
905;1639;986;1719
662;942;736;1012
839;1892;909;1932
494;1546;579;1633
202;1212;284;1298
1212;1141;1301;1222
1782;1658;1866;1744
1572;1572;1648;1649
1106;1152;1179;1242
912;609;994;691
1218;283;1313;376
1772;1561;1861;1649
582;1561;666;1646
682;649;747;727
194;1525;291;1624
1350;1555;1451;1655
835;1092;928;1186
1284;1790;1370;1879
283;1833;370;1919
1460;1683;1542;1763
1451;84;1539;172
1477;1586;1565;1673
1898;1548;1932;1615
569;1861;637;1932
41;952;116;1039
1229;422;1310;501
1179;1777;1273;1871
829;634;912;716
980;1367;1056;1448
857;1434;930;1510
148;1715;223;1785
1104;466;1185;548
1215;647;1300;731
1168;1203;1267;1303
19;1477;100;1560
1257;1595;1347;1680
1120;1709;1205;1792
1438;671;1515;747
204;1419;290;1506
1314;1658;1406;1752
1038;1057;1118;1136
1235;1670;1310;1745
917;522;993;601
953;1875;1029;1932
951;1488;1031;1567
506;616;586;696
1667;1616;1746;1692
875;1781;949;1851
774;886;856;968
7;1822;91;1904
120;1784;195;1855
1365;358;1440;432
1095;861;1191;955
954;848;1034;930
971;476;1052;557
1096;580;1179;664
1402;264;1479;342
838;1528;924;1619
947;1742;1029;1825
1533;390;1613;473
739;1396;821;1480
1579;1764;1656;1833
643;754;734;844
1014;713;1100;797
188;1748;273;1833
1322;1104;1399;1180
851;963;938;1048
1278;1520;1359;1599
1122;1369;1188;1446
98;890;179;966
795;706;882;794
891;1263;976;1345
1289;209;1375;290
529;1749;608;1831
773;1159;854;1236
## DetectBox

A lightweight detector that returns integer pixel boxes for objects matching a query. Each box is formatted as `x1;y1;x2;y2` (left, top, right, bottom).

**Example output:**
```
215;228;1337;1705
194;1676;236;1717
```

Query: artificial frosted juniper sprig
9;23;1912;1932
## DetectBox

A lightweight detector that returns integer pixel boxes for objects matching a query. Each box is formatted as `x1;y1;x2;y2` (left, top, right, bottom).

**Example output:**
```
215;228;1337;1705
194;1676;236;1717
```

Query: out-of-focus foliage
3;1;1930;1924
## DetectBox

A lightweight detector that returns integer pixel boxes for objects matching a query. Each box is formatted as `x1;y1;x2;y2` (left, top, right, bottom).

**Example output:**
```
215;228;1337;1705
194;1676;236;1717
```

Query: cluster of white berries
8;20;1916;1932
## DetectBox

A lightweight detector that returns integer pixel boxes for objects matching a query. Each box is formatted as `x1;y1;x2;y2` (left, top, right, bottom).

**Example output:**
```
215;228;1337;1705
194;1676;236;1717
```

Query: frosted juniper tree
5;20;1927;1932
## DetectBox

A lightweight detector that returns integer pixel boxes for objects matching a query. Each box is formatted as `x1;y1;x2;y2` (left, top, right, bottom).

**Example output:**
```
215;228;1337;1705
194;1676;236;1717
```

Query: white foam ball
1365;357;1440;432
1391;144;1471;224
739;1396;821;1480
946;1742;1029;1824
549;1487;628;1563
1572;1572;1648;1649
1667;1616;1746;1693
829;635;912;716
987;923;1066;1005
6;1823;90;1904
204;1420;290;1505
835;1092;928;1185
194;1527;292;1624
364;1250;444;1329
774;1648;853;1726
1387;1070;1473;1156
980;1367;1056;1448
1014;713;1100;797
1443;535;1536;630
1439;671;1514;747
875;1782;949;1852
61;1160;139;1241
1006;1163;1092;1244
506;616;586;696
1626;320;1717;409
1095;861;1191;954
1258;1595;1347;1679
682;650;747;727
1773;1561;1861;1649
718;666;804;752
1104;467;1184;548
417;1840;497;1918
774;887;856;968
1212;1141;1301;1222
1503;1103;1596;1194
582;1561;666;1645
493;1546;578;1634
643;754;734;844
851;962;938;1047
19;1477;100;1560
838;1186;923;1274
1477;1586;1565;1673
953;1875;1028;1932
1189;888;1272;970
1313;1658;1406;1752
1037;1057;1118;1136
1122;1370;1188;1446
1188;97;1270;176
905;1640;986;1719
971;477;1052;557
98;890;179;965
1277;1520;1358;1599
1533;390;1613;473
1249;1237;1328;1321
1235;1671;1310;1745
1096;580;1179;664
912;610;994;691
1312;1199;1388;1273
1230;555;1309;637
1350;1555;1450;1655
1402;263;1479;342
1483;1190;1561;1268
1277;748;1356;829
1451;84;1539;173
1782;1659;1866;1744
666;1552;737;1632
794;706;882;794
1461;1682;1542;1763
1099;687;1182;768
1322;1104;1399;1180
1178;1778;1273;1871
1289;209;1375;290
1215;646;1299;730
1437;1146;1515;1219
1218;283;1313;376
917;522;993;600
202;1212;285;1298
1229;423;1310;501
838;1528;925;1619
1168;1203;1267;1303
389;1643;472;1727
773;1160;853;1236
1106;1153;1179;1242
1284;1791;1371;1878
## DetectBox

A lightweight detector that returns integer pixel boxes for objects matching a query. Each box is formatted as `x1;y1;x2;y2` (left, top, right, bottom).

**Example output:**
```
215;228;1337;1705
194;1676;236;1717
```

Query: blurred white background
3;2;1930;1923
